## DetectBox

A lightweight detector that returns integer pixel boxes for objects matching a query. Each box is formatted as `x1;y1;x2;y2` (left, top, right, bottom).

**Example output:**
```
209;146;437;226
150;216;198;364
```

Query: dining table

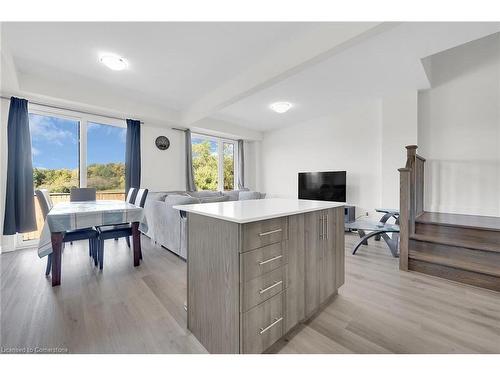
37;200;147;287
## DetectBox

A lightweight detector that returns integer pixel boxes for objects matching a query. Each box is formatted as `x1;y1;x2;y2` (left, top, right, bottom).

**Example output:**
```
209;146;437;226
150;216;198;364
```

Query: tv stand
344;205;355;223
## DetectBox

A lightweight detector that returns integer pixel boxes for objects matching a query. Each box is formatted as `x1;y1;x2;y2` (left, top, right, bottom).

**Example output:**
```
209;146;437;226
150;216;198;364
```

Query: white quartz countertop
173;198;344;224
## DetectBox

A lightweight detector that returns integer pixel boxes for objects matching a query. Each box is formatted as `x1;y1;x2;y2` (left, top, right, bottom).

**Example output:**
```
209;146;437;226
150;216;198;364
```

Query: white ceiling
2;22;500;134
2;22;317;110
214;22;500;131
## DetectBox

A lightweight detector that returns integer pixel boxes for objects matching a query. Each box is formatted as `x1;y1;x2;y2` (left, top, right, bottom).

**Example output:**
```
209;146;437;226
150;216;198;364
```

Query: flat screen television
298;171;346;202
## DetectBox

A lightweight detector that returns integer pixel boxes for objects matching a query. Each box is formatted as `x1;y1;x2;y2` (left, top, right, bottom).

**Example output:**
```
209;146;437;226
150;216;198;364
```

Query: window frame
21;105;127;247
28;104;127;190
191;132;239;191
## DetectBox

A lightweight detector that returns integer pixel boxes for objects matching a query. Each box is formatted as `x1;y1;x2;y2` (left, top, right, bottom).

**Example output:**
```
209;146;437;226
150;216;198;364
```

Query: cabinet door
285;214;305;331
320;208;337;304
304;210;323;317
333;207;345;289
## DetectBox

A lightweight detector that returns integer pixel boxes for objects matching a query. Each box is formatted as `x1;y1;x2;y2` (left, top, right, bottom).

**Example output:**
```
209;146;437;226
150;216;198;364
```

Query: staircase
398;146;500;292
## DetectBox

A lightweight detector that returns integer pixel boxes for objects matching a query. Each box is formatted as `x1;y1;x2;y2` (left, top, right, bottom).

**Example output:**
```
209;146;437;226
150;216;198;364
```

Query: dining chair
35;189;99;275
68;187;97;246
70;187;96;202
114;187;138;242
96;188;148;270
126;187;138;204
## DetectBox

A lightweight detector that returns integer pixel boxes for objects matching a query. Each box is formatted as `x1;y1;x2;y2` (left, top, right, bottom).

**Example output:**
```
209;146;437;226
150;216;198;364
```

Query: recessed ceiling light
99;53;128;71
270;101;293;114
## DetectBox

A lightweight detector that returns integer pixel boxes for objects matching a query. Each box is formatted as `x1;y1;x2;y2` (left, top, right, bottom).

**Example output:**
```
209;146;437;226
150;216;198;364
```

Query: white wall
260;101;383;218
141;119;262;193
418;33;500;217
243;140;261;192
140;124;186;192
381;91;418;208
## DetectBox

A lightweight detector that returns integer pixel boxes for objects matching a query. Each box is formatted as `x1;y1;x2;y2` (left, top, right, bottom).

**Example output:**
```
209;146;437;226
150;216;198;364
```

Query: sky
29;113;126;170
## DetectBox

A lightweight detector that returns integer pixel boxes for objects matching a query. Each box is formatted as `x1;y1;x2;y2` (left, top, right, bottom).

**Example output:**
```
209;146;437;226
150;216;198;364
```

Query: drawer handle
259;317;283;335
259;280;283;294
258;254;283;266
258;228;282;237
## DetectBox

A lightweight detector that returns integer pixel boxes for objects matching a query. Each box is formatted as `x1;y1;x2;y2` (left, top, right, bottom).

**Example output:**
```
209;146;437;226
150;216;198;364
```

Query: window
30;113;80;193
223;142;235;190
86;122;126;195
24;108;126;242
191;134;238;191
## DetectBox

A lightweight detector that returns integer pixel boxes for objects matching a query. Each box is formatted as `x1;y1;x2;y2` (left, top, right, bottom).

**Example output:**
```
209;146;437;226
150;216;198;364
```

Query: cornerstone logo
1;346;69;354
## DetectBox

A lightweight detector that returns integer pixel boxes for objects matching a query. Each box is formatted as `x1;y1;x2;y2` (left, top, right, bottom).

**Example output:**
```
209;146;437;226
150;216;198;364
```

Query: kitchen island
174;198;345;354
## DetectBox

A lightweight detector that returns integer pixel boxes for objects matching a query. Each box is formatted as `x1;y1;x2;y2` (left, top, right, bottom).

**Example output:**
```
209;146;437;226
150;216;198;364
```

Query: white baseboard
0;235;38;253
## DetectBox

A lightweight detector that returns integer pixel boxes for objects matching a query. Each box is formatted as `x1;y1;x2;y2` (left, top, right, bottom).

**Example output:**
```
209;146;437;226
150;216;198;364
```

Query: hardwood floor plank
1;233;499;353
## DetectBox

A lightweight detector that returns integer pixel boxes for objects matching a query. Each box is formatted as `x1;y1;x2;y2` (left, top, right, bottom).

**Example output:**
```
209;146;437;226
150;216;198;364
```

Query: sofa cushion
199;195;230;204
187;190;222;199
146;192;170;202
164;194;200;206
222;190;239;201
165;191;189;197
239;191;263;200
222;188;253;201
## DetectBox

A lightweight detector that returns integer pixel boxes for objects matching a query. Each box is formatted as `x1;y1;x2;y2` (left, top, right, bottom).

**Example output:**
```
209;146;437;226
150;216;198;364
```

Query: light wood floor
1;234;499;353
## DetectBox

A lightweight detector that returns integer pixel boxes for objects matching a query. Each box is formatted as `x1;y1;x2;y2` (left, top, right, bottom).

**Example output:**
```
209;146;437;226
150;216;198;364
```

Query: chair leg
98;238;104;270
93;238;99;266
45;254;52;276
125;236;130;248
89;239;92;257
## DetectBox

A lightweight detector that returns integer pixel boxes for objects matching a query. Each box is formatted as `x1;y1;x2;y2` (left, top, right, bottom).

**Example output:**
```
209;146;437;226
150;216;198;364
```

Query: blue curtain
3;97;37;235
125;119;141;193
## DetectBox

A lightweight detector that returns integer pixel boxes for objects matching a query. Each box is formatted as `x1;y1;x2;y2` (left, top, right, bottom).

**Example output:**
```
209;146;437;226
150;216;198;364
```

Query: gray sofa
143;189;266;259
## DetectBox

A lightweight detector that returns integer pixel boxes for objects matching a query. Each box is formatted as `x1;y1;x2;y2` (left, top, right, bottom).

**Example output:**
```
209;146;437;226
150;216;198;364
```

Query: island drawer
241;267;286;312
241;242;286;282
242;291;285;354
241;217;288;252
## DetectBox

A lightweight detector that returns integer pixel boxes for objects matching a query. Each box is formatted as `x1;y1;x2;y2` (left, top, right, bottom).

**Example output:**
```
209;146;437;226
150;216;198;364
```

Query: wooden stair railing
398;145;426;271
398;145;500;291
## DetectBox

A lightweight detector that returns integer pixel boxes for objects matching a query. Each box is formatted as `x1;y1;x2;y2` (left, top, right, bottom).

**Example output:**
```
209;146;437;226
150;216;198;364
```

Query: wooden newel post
405;145;418;167
398;168;410;271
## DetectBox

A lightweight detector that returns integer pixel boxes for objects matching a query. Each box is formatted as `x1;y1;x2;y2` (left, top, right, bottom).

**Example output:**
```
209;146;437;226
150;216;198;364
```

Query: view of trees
33;163;125;193
223;143;234;190
87;163;125;192
192;141;218;190
33;141;235;193
192;140;234;191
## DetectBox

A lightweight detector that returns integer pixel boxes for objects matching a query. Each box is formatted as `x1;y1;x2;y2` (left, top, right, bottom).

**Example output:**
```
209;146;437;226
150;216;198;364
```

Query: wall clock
155;136;170;150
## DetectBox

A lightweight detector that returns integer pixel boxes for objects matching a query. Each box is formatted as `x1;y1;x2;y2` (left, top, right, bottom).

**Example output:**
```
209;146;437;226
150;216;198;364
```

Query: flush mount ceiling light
99;53;128;71
270;101;293;114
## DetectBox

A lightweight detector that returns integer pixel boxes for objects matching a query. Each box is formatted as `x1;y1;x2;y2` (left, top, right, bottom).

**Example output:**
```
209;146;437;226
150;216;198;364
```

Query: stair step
408;259;500;292
416;212;500;232
410;234;500;253
409;239;500;277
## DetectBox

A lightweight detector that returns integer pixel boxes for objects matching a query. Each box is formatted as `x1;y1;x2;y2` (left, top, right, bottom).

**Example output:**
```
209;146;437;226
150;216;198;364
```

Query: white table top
38;200;145;258
173;198;344;224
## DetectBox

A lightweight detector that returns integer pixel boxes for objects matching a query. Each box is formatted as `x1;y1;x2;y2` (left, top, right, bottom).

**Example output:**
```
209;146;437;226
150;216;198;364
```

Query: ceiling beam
182;22;397;125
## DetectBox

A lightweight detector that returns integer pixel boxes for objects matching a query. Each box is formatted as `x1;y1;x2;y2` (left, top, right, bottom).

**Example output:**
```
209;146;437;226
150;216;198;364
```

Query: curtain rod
0;95;144;124
171;127;242;141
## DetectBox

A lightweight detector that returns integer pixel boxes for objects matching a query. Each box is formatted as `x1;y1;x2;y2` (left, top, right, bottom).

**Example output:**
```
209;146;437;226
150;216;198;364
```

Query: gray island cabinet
174;198;345;353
